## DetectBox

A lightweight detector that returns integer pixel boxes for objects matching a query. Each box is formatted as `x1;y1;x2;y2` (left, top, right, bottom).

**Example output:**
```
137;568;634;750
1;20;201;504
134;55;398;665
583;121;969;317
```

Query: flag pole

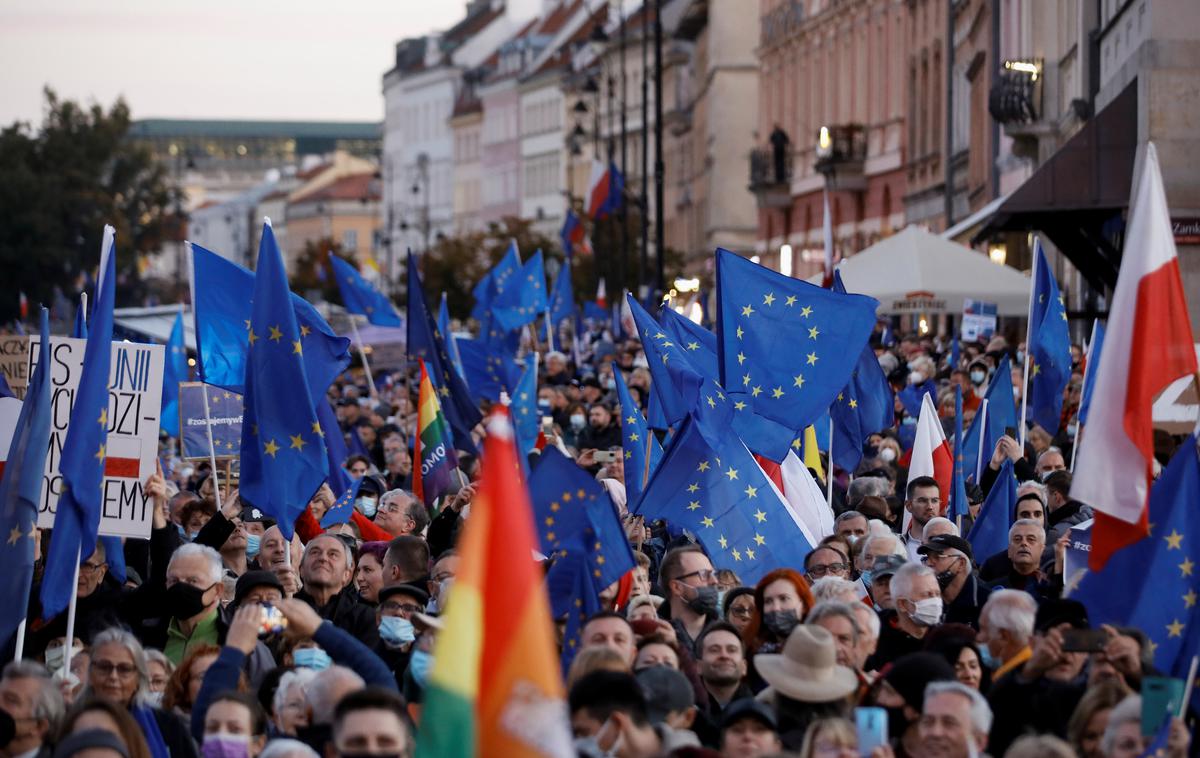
974;398;989;482
13;620;26;661
348;316;379;403
1070;318;1100;472
184;241;224;514
545;308;555;354
826;416;834;508
1018;244;1037;449
61;546;82;674
201;384;224;514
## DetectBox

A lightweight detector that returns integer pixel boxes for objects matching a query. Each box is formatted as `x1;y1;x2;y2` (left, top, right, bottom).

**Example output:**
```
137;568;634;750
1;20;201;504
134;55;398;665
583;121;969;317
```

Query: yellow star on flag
725;467;739;481
98;408;108;427
754;509;766;522
630;432;640;441
701;516;714;528
268;325;283;342
687;483;699;493
300;324;311;337
744;485;757;498
800;305;813;318
785;295;797;306
94;444;106;461
7;526;21;545
808;327;820;339
687;500;701;511
264;439;280;457
754;533;766;545
1180;557;1195;577
736;325;744;339
763;293;776;306
1164;530;1184;550
806;352;819;365
718;535;728;549
741;304;755;317
731;549;742;561
312;421;324;436
751;385;763;397
247;328;258;346
849;398;858;409
1167;619;1185;638
289;434;306;451
772;387;784;399
698;461;710;472
734;401;746;411
1184;590;1197;609
793;374;806;389
293;340;303;355
737;352;747;365
745;548;756;560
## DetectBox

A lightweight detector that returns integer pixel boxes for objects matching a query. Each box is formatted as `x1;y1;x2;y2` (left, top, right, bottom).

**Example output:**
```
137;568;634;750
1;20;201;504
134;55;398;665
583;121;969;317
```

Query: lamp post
653;0;665;297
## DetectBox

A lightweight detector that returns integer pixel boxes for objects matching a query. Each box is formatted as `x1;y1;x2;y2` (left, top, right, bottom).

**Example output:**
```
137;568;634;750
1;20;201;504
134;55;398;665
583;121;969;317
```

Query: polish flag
595;278;607;309
753;450;822;549
1071;143;1198;571
586;160;611;220
905;392;953;531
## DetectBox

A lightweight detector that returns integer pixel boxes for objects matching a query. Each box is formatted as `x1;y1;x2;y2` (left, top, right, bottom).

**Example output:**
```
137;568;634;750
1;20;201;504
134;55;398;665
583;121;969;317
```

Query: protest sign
0;335;30;399
30;337;164;539
179;382;243;460
1063;518;1093;598
961;299;998;342
0;396;22;473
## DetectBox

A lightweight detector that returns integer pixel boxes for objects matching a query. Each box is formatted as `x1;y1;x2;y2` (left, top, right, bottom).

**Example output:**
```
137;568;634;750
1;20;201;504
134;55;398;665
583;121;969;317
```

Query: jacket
944;573;993;629
296;586;380;649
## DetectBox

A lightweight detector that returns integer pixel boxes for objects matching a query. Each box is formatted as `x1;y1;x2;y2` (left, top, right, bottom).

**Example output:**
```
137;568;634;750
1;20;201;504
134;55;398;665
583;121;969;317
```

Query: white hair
889;562;934;602
272;667;318;722
304;665;364;725
303;533;355;571
865;533;906;560
980;589;1037;644
1008;518;1046;542
924;681;993;734
810;577;860;604
806;602;861;643
2;661;64;734
259;739;320;758
851;602;880;640
921;517;960;540
867;519;892;538
168;542;224;584
1016;481;1048;506
847;477;890;504
88;628;151;705
1101;694;1142;756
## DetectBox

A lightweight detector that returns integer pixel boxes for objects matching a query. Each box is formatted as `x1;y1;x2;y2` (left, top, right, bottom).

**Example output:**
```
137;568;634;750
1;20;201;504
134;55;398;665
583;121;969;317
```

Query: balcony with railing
813;124;867;191
748;147;793;208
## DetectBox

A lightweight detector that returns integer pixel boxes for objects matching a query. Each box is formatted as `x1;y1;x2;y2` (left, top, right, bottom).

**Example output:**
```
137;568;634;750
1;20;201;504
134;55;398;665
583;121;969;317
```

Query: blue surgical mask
293;647;331;671
860;570;874;586
977;644;1000;670
408;649;432;687
245;533;261;559
186;531;199;542
356;496;378;519
379;616;416;647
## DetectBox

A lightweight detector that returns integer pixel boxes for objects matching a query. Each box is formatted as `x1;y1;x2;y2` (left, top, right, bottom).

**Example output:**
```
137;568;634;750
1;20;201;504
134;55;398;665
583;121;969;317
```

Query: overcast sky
0;0;465;126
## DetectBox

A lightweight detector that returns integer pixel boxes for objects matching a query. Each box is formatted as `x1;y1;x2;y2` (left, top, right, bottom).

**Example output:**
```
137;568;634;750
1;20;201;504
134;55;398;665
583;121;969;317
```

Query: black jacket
151;705;200;758
864;610;926;671
944;573;993;629
296;586;380;649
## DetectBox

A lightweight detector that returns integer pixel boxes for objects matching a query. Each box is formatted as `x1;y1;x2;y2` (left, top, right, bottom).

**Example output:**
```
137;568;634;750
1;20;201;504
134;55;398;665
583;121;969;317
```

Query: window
342;229;358;252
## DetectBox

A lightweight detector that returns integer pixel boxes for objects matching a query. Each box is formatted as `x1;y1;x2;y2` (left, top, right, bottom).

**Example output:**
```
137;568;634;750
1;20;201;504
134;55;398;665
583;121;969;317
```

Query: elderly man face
301;535;352;591
1035;449;1066;477
834;514;869;542
376;491;418;536
920;690;986;758
1007;523;1045;575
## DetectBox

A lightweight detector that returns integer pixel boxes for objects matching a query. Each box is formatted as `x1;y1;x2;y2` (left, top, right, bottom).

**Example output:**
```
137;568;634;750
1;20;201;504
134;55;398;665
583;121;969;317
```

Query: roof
443;2;505;47
128;119;380;141
290;172;380;205
529;2;607;77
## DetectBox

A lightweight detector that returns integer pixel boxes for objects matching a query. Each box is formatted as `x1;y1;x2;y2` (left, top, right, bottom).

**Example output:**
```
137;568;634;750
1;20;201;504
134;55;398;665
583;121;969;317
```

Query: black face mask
685;585;720;617
165;581;214;620
935;556;962;590
762;609;800;639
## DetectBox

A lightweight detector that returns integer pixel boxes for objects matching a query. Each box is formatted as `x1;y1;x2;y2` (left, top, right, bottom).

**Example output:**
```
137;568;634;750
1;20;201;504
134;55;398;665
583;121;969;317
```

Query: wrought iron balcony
748;147;793;208
814;124;867;192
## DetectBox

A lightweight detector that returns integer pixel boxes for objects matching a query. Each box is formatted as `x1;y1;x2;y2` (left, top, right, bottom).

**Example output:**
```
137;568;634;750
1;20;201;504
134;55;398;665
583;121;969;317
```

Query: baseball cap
1035;598;1090;632
918;534;974;562
233;570;284;606
720;698;778;731
871;554;906;580
378;583;430;608
636;666;694;725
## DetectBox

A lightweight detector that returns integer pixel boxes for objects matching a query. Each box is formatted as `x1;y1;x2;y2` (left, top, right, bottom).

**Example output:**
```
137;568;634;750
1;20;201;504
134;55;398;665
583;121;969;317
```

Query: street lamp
780;243;793;277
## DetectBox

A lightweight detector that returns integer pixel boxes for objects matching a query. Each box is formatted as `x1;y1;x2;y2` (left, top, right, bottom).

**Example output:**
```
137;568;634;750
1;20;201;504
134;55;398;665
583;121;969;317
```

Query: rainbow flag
415;409;573;758
413;359;458;509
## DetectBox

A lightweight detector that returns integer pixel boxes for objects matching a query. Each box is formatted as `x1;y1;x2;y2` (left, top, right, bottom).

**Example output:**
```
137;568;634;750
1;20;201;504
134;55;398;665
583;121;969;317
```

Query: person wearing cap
869;651;957;757
867;563;942;670
867;555;906;612
635;666;702;748
753;625;858;749
918;535;991;629
719;699;782;758
372;583;429;686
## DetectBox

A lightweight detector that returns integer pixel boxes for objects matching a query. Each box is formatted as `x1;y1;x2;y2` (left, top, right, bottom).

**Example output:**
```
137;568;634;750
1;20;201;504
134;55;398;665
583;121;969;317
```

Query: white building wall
520;78;567;231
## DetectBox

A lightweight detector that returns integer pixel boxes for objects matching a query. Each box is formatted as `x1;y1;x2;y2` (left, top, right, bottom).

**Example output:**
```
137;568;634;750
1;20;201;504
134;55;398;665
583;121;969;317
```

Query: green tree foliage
0;88;181;320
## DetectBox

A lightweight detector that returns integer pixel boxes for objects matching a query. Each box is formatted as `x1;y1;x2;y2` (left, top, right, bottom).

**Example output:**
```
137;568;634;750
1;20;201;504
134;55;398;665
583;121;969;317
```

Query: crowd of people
1;318;1193;758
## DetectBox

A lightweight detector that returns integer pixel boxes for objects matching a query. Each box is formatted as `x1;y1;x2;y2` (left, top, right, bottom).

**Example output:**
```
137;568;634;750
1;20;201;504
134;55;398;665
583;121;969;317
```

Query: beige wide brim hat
754;625;859;702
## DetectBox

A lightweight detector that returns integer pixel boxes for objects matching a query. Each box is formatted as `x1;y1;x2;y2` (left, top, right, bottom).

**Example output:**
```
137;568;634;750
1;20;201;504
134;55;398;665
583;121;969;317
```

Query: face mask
408;649;432;687
603;377;616;390
165;582;214;620
935;563;959;590
201;734;250;758
379;616;416;647
1016;349;1026;364
977;644;1000;670
762;610;800;639
569;414;586;430
537;399;552;413
293;647;332;671
970;370;986;385
859;569;874;586
244;533;261;559
176;523;187;539
356;497;378;519
879;447;897;462
909;371;924;385
907;597;943;627
715;589;727;613
144;691;164;707
684;585;720;617
844;533;860;547
44;643;82;672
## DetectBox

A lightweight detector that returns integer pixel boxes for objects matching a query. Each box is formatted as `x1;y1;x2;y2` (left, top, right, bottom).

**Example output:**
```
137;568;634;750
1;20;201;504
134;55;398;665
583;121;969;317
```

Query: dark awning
973;81;1138;291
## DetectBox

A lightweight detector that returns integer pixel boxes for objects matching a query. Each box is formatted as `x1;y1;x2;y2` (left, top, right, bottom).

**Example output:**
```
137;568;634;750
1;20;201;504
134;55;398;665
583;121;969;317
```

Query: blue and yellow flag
548;259;577;330
612;362;662;507
960;355;1019;480
438;293;465;380
41;228;117;620
966;459;1016;560
510;356;539;456
239;222;328;539
470;240;521;321
1026;240;1072;434
457;337;520;404
320;477;363;528
160;311;188;437
492;249;549;332
330;254;403;327
829;271;894;473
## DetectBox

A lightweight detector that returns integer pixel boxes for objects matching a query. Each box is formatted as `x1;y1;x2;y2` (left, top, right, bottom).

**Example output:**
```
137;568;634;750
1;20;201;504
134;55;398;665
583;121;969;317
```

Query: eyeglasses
728;606;754;618
80;562;105;573
673;568;717;584
806;562;848;578
91;661;138;678
382;602;423;615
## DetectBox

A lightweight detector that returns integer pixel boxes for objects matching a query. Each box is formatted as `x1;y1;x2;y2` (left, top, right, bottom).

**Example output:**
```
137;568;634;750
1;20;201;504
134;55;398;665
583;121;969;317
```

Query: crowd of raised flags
0;141;1196;758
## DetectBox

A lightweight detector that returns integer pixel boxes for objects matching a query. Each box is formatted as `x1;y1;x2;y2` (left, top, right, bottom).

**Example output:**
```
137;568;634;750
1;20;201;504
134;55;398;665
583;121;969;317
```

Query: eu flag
612;362;662;506
457;337;520;404
0;308;51;647
330;255;403;327
160;311;188;437
511;356;539;456
470;240;521;321
948;386;970;521
548;259;577;330
1071;437;1200;678
492;249;549;333
627;295;705;427
407;253;483;456
1078;320;1105;425
1026;241;1072;434
316;399;351;494
659;306;717;377
41;228;117;620
190;242;351;402
437;293;465;380
829;270;894;473
966;459;1016;561
961;355;1018;481
633;386;814;584
320;477;364;528
547;541;603;672
714;248;878;446
239;222;328;539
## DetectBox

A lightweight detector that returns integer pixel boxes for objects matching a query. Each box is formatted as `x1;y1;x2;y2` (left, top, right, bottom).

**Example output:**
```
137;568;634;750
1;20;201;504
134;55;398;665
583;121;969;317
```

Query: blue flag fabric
330;255;403;327
0;308;52;646
628;295;705;427
547;540;603;673
1079;320;1106;425
316;399;351;494
407;254;482;456
320;477;364;528
829;272;894;473
1027;241;1072;434
239;223;328;540
633;387;814;584
437;293;465;380
41;232;117;620
948;386;970;521
961;356;1019;481
659;307;717;377
966;459;1016;561
529;447;596;555
348;426;371;459
0;373;12;399
1072;437;1200;678
471;241;521;321
646;382;670;432
457;338;520;404
492;249;549;332
612;362;662;507
715;248;878;444
190;243;351;401
548;260;577;329
160;311;188;437
511;357;539;456
597;161;625;218
583;300;609;323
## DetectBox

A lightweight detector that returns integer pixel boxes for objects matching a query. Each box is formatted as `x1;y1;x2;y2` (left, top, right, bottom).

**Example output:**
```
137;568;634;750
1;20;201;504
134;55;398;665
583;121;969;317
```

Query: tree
0;88;181;320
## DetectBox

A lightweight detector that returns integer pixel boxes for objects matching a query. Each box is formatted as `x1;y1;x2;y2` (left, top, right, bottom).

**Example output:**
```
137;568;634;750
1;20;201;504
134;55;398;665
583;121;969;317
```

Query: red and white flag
822;187;835;288
905;392;953;532
1071;143;1197;570
595;278;607;309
